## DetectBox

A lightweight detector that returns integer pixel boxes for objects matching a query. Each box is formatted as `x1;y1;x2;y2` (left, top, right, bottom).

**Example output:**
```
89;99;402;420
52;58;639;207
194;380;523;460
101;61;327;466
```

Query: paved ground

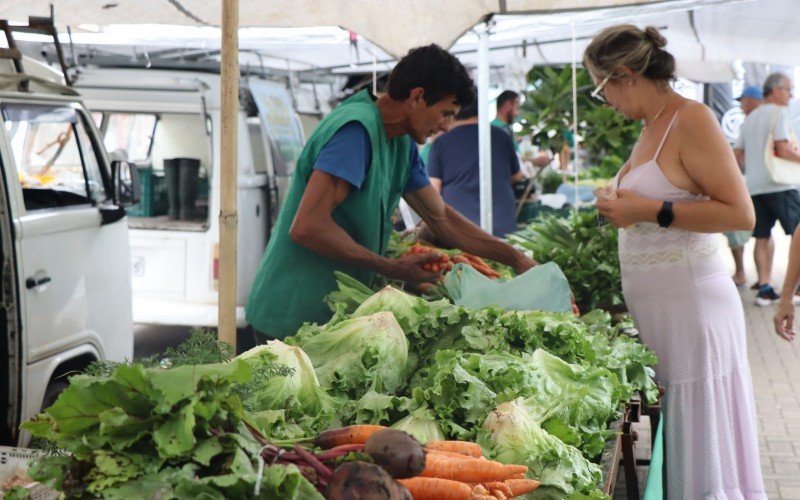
614;229;800;498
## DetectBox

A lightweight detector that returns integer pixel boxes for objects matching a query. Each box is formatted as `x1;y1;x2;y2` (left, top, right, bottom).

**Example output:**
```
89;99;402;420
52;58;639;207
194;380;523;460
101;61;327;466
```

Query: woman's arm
775;225;800;341
597;103;754;232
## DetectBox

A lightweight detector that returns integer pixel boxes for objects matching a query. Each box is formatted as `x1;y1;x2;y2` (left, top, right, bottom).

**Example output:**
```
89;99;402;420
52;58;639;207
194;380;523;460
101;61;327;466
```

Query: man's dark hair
386;44;475;106
456;87;479;120
496;90;519;110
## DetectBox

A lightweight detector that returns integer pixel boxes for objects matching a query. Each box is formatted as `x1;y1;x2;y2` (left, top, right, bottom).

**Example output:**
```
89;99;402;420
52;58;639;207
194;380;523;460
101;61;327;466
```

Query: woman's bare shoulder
675;99;717;127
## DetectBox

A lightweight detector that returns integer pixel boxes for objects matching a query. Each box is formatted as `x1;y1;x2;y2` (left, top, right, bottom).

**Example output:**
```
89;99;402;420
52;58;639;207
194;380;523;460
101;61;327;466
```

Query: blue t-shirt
427;124;520;237
313;121;430;193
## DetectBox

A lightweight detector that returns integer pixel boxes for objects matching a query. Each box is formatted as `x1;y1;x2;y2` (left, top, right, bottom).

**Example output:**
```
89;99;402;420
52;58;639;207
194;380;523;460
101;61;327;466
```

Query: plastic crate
127;167;168;218
0;446;60;499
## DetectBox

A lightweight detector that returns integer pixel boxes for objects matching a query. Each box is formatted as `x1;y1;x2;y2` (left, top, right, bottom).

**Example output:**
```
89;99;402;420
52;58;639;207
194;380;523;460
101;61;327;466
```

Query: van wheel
41;379;69;412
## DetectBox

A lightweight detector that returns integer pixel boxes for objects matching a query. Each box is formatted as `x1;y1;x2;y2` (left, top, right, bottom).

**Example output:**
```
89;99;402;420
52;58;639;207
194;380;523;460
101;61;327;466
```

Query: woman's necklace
642;101;669;130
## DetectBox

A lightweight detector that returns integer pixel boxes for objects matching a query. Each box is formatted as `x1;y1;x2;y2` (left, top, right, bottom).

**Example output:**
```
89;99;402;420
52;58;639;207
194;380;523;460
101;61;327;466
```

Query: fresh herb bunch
508;210;622;311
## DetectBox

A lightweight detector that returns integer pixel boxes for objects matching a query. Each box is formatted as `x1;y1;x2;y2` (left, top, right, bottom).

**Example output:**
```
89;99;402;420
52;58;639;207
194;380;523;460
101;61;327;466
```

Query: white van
74;67;306;329
0;56;137;445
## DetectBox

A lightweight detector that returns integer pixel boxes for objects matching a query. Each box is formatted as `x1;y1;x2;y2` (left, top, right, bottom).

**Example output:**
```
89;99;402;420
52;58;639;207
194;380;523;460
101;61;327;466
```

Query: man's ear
408;87;425;107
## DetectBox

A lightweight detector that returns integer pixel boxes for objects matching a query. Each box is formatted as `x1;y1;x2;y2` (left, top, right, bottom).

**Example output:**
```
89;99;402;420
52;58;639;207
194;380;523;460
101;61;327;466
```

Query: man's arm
511;171;525;184
775;140;800;162
403;184;536;274
290;170;442;283
733;148;745;173
429;177;442;193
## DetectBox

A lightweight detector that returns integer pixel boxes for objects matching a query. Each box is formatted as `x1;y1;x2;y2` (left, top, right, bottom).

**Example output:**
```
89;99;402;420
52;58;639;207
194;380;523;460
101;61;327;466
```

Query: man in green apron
246;44;536;341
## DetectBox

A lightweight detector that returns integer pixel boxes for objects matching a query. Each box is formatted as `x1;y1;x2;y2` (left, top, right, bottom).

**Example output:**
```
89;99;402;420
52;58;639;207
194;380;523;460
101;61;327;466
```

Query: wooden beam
218;0;239;351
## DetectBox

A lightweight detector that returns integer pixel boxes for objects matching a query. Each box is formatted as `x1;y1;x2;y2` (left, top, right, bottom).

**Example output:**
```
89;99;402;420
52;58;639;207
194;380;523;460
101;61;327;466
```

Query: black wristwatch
657;201;674;228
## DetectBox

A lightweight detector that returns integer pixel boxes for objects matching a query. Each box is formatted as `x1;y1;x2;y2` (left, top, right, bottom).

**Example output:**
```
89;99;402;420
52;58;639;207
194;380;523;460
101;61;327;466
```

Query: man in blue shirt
427;96;523;237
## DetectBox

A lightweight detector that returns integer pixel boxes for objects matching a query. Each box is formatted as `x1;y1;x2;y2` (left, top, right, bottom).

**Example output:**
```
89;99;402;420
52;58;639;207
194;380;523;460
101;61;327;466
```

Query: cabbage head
236;340;335;417
297;312;408;399
478;399;605;499
391;407;446;444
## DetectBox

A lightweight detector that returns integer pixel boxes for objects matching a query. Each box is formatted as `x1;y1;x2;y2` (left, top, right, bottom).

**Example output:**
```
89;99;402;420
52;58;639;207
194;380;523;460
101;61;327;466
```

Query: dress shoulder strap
653;105;685;160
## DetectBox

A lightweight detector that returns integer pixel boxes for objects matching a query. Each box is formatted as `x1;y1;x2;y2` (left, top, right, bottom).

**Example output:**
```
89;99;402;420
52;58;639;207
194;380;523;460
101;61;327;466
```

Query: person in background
491;90;521;150
775;224;800;341
427;95;522;237
586;24;764;498
727;85;763;286
734;72;800;306
246;45;536;342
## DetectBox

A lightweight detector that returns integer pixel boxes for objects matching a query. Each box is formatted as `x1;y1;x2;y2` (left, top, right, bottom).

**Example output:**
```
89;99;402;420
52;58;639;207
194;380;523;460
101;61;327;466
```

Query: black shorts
752;190;800;238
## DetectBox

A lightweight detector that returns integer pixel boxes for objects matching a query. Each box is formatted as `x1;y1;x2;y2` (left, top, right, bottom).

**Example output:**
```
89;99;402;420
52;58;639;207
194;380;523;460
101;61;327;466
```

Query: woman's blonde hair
583;24;675;82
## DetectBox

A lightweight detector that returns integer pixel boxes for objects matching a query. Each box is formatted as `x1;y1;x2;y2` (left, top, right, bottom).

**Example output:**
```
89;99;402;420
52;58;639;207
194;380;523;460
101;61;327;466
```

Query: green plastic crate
127;167;168;217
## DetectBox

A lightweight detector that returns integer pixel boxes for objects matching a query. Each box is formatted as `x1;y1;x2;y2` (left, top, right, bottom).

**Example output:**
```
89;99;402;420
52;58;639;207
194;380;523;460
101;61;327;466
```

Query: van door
1;101;132;367
0;134;21;445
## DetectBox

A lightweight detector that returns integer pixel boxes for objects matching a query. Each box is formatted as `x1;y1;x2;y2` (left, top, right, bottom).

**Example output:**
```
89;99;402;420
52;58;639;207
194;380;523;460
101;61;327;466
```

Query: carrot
470;495;497;500
451;255;470;265
313;425;386;449
425;440;484;458
479;482;512;498
399;477;472;500
489;490;508;500
421;453;527;482
472;485;489;495
505;478;541;496
427;449;484;460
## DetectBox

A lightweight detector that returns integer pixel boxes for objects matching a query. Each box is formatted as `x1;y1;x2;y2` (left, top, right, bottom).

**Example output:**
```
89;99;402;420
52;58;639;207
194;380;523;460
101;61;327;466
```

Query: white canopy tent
3;0;790;346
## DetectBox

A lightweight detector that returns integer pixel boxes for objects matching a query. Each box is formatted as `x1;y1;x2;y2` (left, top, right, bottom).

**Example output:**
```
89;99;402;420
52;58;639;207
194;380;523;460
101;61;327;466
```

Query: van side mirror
111;160;141;207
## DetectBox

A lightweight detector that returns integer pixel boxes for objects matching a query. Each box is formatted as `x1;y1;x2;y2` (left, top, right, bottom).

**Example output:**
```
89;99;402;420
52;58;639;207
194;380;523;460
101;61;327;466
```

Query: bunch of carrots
406;243;501;280
315;425;540;500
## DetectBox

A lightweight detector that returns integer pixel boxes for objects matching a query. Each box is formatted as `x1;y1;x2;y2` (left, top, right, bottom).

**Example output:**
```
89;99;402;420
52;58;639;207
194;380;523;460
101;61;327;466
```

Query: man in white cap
734;73;800;306
727;85;763;286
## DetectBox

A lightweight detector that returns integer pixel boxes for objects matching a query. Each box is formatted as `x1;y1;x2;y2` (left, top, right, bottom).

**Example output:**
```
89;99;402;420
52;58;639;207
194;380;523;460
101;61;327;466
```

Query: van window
2;104;106;211
100;113;158;163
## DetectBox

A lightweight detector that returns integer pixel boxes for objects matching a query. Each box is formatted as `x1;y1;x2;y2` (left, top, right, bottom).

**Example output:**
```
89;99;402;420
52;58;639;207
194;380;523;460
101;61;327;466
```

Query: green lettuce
293;312;408;399
479;399;606;499
391;407;446;444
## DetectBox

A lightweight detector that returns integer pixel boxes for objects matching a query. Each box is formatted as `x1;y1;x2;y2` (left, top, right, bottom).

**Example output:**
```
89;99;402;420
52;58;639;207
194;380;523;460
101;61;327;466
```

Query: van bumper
132;296;246;328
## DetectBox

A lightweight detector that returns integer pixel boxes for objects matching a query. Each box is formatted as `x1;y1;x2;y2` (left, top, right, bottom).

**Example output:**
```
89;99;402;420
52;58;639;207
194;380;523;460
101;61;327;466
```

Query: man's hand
513;255;538;275
774;300;796;342
381;252;444;284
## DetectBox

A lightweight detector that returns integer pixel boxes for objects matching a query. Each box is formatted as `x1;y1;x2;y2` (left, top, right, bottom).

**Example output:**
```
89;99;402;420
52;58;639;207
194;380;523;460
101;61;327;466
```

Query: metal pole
571;22;580;210
478;19;493;234
219;0;239;349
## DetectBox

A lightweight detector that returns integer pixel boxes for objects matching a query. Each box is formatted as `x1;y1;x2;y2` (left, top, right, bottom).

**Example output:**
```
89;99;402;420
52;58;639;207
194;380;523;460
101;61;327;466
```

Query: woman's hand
774;300;796;342
595;189;659;229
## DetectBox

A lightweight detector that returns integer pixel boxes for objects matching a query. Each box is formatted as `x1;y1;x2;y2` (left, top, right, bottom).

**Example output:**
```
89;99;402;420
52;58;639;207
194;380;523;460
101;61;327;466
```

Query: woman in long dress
585;25;766;499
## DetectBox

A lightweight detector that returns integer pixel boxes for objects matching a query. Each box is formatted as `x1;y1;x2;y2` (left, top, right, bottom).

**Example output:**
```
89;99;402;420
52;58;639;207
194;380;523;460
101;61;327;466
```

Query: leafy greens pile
21;275;656;499
19;332;324;499
508;211;622;311
279;274;658;498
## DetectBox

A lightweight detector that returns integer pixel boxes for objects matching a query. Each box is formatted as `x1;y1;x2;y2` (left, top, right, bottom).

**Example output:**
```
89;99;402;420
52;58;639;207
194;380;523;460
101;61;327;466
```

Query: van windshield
2;103;106;210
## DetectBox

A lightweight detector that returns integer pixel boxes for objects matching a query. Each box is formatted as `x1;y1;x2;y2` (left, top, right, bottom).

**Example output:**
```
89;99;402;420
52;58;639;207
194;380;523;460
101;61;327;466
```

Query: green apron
246;90;412;339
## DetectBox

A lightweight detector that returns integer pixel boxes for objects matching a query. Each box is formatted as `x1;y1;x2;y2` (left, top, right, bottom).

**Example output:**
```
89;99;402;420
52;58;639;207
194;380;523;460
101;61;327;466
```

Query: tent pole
477;18;493;234
571;22;580;210
219;0;239;350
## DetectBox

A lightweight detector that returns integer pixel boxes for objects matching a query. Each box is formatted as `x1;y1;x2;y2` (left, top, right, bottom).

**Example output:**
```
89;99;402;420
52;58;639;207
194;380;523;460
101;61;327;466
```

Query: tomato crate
127;167;168;218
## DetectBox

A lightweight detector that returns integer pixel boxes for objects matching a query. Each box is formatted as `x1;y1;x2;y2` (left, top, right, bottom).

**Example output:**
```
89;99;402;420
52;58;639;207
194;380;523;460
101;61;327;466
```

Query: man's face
775;78;794;106
740;97;761;115
507;97;521;122
407;91;460;144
